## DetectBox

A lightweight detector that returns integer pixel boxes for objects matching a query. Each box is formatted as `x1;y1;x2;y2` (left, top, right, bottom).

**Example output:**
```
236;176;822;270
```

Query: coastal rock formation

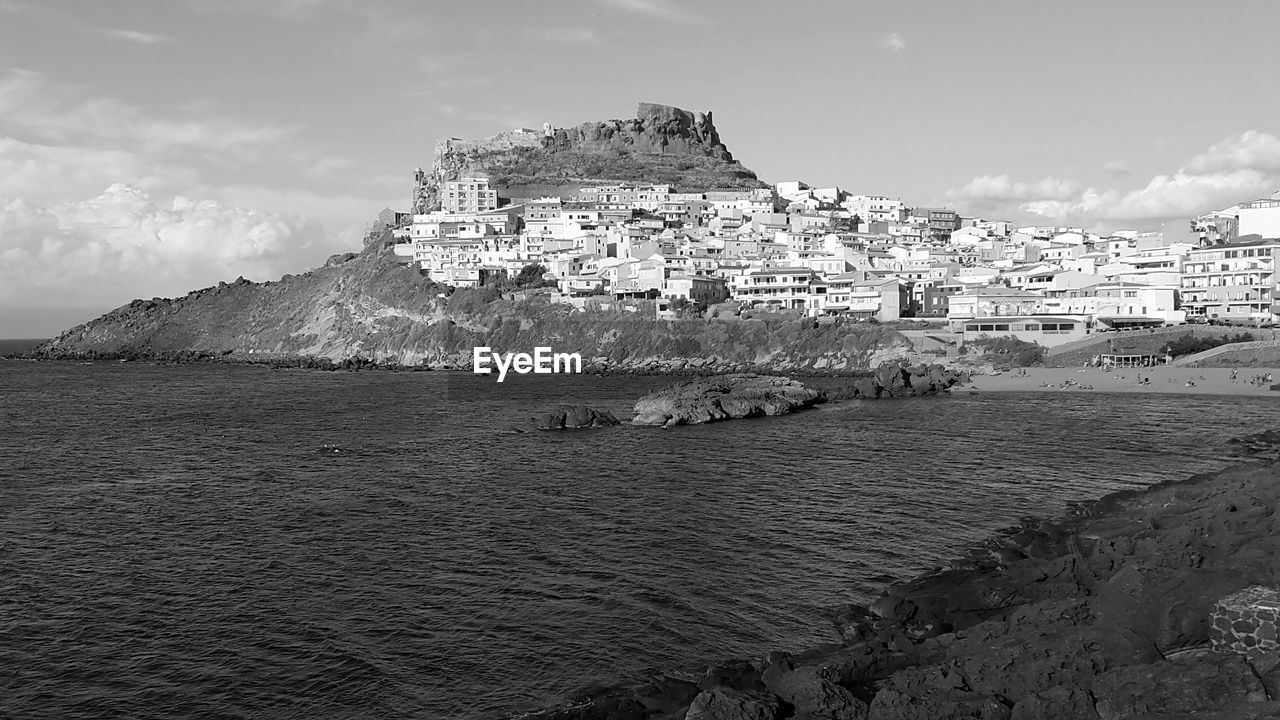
631;374;825;426
532;405;621;430
414;102;765;211
829;362;965;400
530;456;1280;720
27;230;921;372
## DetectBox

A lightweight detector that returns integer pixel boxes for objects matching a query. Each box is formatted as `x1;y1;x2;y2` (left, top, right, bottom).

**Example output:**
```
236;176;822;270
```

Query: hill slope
30;234;914;372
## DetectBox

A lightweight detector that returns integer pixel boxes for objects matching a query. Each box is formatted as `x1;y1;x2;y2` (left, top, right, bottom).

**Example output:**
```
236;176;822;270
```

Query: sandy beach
961;366;1280;396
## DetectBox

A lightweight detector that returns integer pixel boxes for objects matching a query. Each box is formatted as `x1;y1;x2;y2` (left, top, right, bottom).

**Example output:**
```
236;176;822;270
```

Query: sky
2;0;1280;336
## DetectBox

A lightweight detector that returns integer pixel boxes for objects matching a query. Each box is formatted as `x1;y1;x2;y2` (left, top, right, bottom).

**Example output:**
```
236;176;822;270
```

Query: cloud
944;131;1280;227
1102;160;1131;177
948;175;1079;202
881;32;906;53
0;69;296;159
0;136;199;204
1185;130;1280;175
520;27;600;45
593;0;708;24
103;28;169;44
0;185;338;320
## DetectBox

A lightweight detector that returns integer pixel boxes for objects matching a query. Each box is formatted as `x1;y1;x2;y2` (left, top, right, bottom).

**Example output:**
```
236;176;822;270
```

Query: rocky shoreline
3;348;939;379
521;449;1280;720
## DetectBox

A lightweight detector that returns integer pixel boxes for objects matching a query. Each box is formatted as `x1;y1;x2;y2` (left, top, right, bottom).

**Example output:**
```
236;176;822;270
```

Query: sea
1;355;1277;719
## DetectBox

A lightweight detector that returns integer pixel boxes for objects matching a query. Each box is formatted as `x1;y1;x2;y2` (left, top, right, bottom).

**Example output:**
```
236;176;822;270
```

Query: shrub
1165;331;1256;357
967;336;1046;368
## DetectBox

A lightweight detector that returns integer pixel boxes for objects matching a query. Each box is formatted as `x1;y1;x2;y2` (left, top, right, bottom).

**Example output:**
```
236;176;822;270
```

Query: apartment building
1179;237;1280;322
442;178;498;214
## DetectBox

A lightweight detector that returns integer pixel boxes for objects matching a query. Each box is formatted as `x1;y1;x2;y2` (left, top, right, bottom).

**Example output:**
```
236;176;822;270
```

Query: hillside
413;102;767;211
27;232;916;372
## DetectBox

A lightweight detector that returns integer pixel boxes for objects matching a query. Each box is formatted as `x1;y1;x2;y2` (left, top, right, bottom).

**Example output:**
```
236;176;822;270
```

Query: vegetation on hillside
1165;331;1257;357
960;336;1047;368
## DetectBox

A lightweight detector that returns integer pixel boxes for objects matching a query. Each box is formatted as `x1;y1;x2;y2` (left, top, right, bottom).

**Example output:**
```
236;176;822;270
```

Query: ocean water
1;359;1276;719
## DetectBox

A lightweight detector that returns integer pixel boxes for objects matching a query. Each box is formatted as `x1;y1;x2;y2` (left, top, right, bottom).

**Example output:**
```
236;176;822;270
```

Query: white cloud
881;32;906;53
1185;130;1280;175
0;185;335;316
948;175;1079;202
520;27;600;45
104;28;169;44
945;131;1280;226
594;0;708;25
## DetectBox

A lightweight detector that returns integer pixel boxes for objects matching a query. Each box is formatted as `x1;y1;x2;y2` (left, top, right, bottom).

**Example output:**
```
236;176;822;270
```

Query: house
947;286;1046;326
824;274;908;321
665;274;729;306
730;267;823;313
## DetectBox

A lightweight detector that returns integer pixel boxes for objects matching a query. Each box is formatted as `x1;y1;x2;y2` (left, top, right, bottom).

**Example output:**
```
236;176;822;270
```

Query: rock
1092;564;1246;652
1091;652;1267;719
1009;686;1098;720
699;659;766;693
684;687;781;720
945;622;1160;704
632;374;825;426
533;405;622;430
829;362;963;401
866;666;1010;720
761;663;868;719
829;603;881;645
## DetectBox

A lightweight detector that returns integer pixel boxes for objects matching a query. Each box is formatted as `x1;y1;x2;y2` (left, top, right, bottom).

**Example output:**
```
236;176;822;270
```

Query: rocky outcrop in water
529;455;1280;719
632;374;825;426
533;406;621;430
829;362;965;400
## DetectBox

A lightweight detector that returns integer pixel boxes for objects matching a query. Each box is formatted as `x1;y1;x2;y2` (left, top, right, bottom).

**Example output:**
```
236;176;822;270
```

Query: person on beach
1231;369;1238;383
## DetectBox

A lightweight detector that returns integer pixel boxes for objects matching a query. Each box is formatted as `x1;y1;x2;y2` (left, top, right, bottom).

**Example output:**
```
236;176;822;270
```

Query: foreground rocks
632;374;825;426
529;457;1280;719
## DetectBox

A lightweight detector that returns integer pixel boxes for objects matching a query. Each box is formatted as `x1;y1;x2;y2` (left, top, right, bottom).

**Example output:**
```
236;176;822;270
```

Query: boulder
829;603;881;645
761;662;868;719
632;374;825;426
684;687;781;720
533;405;622;430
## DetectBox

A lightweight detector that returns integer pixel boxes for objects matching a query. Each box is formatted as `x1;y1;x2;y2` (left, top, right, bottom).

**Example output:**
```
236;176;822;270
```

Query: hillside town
385;172;1280;349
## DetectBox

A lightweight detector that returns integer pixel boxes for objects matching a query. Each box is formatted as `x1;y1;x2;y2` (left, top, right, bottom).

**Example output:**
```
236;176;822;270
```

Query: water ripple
0;361;1275;719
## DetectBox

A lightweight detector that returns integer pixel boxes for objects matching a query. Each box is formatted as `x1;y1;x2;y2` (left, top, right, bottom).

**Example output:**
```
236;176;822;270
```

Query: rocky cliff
26;233;916;372
413;102;766;211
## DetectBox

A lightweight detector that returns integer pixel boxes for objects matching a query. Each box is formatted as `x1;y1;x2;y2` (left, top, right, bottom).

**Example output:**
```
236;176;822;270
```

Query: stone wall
1211;585;1280;667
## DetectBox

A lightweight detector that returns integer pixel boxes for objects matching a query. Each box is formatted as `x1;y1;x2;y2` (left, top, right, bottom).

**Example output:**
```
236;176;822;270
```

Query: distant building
442;178;498;214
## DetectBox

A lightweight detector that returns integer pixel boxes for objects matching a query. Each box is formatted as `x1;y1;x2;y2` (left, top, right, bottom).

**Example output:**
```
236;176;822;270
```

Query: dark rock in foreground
632;374;824;426
533;405;621;430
